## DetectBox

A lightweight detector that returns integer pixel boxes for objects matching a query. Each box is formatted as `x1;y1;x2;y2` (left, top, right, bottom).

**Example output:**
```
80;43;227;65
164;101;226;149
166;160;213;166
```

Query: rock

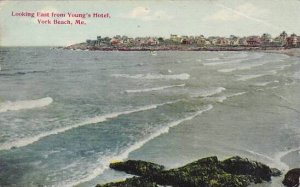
97;156;281;187
109;160;164;176
151;156;253;187
271;168;282;177
282;168;300;187
221;156;275;182
96;177;158;187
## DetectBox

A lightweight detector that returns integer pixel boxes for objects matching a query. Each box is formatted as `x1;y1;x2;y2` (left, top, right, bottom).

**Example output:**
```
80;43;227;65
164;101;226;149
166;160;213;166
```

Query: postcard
0;1;300;187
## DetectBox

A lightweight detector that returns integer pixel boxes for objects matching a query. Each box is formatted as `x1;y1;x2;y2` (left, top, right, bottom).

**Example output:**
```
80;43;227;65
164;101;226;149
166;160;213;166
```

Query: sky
0;0;300;46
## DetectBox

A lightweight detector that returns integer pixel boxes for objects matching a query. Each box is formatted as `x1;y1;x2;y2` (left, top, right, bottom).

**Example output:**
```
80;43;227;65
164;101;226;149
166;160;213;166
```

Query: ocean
0;47;299;187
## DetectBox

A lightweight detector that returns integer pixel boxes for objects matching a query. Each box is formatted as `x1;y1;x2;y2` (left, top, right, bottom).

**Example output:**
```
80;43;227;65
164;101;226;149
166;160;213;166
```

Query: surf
112;73;190;80
125;84;185;93
191;87;226;98
64;104;214;187
0;100;181;150
0;97;53;113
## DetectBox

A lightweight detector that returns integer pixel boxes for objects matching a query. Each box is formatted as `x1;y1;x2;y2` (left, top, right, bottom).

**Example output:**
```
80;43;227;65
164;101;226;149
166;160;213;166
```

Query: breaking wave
125;84;185;93
0;97;53;113
112;73;190;80
65;104;214;187
191;87;226;97
0;100;180;150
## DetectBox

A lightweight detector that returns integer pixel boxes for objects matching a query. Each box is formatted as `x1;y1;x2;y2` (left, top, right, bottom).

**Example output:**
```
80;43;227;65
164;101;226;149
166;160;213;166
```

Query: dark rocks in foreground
96;156;282;187
282;168;300;187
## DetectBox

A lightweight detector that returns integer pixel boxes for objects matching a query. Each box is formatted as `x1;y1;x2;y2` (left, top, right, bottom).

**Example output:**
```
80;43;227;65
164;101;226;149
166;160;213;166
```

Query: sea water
0;47;299;187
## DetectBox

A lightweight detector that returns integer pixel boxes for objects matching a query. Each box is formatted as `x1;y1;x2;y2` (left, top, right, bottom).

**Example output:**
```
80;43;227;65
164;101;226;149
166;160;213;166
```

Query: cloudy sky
0;0;300;46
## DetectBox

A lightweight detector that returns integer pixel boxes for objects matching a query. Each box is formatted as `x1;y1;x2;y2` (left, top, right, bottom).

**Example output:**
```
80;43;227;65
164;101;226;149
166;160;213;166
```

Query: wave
0;100;180;150
274;147;300;171
125;84;185;93
293;71;300;80
206;92;246;103
218;68;236;73
0;97;53;113
191;87;226;97
112;73;190;80
218;61;270;73
203;59;242;66
66;104;214;187
243;149;288;170
236;74;265;81
254;81;273;86
278;64;292;70
218;63;265;73
206;57;220;61
237;70;279;81
0;70;47;76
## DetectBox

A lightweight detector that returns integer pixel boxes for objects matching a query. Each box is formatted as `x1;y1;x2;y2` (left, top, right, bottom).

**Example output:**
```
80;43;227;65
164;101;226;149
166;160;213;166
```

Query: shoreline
63;44;300;57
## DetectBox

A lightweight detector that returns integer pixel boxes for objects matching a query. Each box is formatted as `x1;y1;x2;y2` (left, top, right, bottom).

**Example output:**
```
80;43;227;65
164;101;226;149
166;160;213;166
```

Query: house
147;38;159;45
261;33;272;46
170;34;181;43
216;37;230;46
287;34;298;47
110;38;120;45
246;36;261;47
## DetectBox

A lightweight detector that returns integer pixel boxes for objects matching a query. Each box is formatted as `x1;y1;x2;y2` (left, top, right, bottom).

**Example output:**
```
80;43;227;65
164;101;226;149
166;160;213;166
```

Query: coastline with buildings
65;31;300;52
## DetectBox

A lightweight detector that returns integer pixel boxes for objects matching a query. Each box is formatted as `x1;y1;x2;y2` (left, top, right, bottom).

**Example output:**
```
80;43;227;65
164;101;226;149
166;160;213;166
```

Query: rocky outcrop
220;156;281;183
96;156;281;187
95;177;158;187
282;168;300;187
109;160;164;176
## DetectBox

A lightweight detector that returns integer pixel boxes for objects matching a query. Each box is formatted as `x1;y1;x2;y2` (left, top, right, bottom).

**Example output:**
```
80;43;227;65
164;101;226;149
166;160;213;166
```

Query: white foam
278;64;292;70
237;74;266;81
0;97;53;113
191;87;226;97
206;92;246;103
0;100;179;150
243;149;288;171
274;147;300;171
112;73;190;80
214;96;228;103
125;84;185;93
253;81;275;86
293;71;300;80
203;60;239;66
227;92;247;97
218;61;270;73
218;68;236;73
206;57;220;61
66;104;214;187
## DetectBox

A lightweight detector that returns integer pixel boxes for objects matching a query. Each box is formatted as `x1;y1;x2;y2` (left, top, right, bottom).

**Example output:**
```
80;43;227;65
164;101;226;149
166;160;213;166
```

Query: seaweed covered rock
221;156;276;182
109;160;164;176
97;156;281;187
282;168;300;187
96;177;158;187
151;156;253;187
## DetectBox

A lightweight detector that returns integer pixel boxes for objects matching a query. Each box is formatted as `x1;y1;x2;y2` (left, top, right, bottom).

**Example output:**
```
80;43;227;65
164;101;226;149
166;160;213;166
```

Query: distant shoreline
63;44;300;57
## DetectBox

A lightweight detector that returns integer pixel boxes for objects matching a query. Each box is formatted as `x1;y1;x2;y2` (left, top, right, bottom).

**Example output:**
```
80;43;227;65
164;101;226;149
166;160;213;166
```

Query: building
246;36;261;47
216;37;230;46
287;34;298;47
170;34;181;43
